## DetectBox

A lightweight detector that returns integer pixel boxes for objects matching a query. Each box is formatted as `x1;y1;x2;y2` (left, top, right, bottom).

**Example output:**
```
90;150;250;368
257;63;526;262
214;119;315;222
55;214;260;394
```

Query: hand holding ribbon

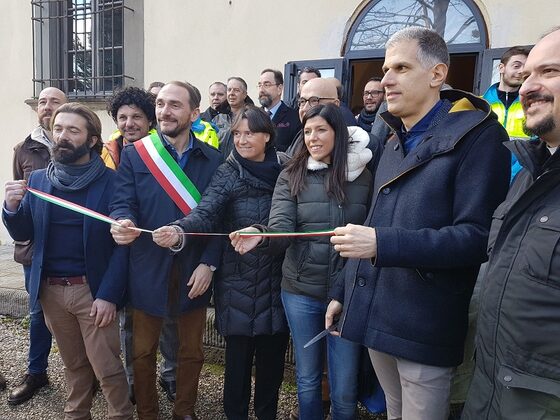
4;180;27;212
229;226;262;255
110;219;141;245
153;225;181;248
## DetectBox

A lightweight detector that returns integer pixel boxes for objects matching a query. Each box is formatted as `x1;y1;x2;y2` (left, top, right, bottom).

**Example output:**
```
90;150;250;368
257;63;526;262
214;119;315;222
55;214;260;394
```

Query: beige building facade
0;0;558;242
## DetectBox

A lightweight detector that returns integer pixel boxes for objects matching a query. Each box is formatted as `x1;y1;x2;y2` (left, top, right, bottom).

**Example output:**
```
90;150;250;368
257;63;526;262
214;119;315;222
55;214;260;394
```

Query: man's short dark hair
366;77;382;84
387;27;450;68
165;81;201;109
227;77;248;93
500;46;531;65
298;66;321;82
148;81;165;91
107;86;156;129
261;69;284;86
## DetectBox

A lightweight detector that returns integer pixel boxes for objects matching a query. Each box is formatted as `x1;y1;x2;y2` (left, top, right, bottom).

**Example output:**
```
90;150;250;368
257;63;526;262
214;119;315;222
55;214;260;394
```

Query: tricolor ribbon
25;187;335;237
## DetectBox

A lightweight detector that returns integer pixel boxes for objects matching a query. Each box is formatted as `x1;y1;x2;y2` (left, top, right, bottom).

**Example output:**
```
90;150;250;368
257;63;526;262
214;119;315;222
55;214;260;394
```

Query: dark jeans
223;334;289;420
24;265;52;375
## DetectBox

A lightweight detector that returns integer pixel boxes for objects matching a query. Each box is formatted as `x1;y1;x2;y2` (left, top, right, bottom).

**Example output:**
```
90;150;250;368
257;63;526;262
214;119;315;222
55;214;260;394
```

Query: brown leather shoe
7;372;48;405
0;373;6;392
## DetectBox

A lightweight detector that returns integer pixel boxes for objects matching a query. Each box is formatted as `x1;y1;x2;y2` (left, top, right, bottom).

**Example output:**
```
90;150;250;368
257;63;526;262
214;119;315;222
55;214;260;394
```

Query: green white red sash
134;132;201;215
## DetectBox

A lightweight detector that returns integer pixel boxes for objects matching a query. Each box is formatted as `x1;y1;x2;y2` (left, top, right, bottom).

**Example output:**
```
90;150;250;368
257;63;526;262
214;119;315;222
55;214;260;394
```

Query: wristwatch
203;263;217;272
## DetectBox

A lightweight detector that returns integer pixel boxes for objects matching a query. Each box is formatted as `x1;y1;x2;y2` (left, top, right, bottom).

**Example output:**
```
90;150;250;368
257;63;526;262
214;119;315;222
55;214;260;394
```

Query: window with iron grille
32;0;140;99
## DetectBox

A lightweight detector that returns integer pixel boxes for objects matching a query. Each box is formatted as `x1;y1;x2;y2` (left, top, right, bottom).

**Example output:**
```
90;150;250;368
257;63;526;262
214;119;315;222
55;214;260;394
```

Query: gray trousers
369;349;455;420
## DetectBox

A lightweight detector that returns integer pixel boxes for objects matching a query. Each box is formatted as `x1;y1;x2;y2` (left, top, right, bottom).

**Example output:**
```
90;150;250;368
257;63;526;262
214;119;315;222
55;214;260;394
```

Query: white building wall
0;0;559;243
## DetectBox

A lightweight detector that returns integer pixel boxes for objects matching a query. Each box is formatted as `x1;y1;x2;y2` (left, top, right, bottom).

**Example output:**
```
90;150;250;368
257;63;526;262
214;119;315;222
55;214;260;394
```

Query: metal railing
31;0;134;99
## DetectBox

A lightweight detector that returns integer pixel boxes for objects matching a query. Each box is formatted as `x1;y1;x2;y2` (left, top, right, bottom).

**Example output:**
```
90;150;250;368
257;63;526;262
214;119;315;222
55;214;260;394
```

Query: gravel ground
0;316;386;419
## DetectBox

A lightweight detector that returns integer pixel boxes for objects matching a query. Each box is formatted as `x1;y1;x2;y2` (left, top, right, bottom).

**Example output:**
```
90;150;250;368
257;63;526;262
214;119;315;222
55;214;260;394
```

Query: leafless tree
350;0;479;50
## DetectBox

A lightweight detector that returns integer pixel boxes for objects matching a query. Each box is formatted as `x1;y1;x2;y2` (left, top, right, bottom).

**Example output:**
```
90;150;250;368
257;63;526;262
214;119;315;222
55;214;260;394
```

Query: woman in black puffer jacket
231;104;373;420
153;106;288;420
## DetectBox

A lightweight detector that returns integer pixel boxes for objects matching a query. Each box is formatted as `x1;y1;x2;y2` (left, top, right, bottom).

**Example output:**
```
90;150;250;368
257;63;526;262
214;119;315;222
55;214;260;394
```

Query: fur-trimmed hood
307;125;372;181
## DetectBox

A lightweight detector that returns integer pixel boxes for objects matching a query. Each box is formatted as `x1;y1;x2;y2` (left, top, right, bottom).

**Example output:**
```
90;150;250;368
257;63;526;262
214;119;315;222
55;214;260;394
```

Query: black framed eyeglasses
298;96;337;107
256;82;278;89
363;90;384;97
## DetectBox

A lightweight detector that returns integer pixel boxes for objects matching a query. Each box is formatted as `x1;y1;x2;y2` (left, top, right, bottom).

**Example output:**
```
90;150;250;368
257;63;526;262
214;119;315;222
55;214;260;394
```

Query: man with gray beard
258;68;301;152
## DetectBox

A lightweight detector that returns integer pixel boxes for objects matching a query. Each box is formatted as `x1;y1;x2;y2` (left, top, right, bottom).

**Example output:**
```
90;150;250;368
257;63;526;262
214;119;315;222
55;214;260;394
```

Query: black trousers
223;333;290;420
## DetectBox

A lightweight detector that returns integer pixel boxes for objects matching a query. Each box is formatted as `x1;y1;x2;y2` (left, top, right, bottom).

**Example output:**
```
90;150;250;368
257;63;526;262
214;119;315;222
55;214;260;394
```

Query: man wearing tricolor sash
3;103;133;419
109;81;222;420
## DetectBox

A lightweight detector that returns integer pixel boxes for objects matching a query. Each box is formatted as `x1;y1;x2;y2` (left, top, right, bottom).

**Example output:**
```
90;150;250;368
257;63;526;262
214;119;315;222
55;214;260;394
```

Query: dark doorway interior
348;53;479;115
349;59;384;114
447;53;478;93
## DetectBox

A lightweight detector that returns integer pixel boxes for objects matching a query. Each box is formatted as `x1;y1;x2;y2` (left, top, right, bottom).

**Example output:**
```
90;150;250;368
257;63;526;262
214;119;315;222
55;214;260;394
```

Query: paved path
0;244;27;317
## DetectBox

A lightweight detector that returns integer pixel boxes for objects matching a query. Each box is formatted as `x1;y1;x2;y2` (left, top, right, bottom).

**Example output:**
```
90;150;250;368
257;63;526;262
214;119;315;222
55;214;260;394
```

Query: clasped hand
330;223;377;259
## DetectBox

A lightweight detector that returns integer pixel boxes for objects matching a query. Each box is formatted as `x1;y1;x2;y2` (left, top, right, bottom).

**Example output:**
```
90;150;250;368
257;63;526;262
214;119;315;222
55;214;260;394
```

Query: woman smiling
231;104;372;419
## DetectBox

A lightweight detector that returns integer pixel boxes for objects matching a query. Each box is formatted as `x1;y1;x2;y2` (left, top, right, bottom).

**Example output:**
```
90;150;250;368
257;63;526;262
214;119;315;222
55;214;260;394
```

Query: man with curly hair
103;87;157;170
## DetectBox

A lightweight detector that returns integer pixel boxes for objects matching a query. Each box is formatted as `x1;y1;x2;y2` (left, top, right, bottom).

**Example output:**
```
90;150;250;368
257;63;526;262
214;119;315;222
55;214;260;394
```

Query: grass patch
281;380;297;394
204;363;225;376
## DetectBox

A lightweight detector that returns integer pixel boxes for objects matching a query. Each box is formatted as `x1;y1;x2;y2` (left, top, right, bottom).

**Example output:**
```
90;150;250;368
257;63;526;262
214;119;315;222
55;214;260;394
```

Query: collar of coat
380;89;494;158
505;138;560;178
307;125;372;182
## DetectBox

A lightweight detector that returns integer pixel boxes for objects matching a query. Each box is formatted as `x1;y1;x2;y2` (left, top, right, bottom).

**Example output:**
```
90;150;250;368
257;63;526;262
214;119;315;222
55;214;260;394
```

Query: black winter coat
173;154;288;337
260;166;372;301
463;140;560;419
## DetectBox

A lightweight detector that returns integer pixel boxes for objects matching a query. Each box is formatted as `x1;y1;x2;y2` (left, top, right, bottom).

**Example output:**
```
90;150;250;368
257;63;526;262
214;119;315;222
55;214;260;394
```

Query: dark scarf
46;153;106;192
356;109;377;132
233;147;281;188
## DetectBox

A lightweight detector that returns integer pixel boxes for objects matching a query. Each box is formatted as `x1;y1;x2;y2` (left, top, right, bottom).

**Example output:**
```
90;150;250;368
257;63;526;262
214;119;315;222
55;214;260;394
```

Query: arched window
346;0;487;53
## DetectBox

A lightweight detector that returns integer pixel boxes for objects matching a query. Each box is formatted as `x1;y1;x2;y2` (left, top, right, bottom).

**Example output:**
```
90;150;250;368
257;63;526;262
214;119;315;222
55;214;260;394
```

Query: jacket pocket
519;207;560;289
296;240;311;274
496;365;560;419
487;201;509;254
415;268;470;295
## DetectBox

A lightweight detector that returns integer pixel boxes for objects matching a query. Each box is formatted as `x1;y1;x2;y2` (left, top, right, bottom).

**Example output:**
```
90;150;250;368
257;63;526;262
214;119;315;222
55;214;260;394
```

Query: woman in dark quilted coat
153;106;288;420
230;104;373;420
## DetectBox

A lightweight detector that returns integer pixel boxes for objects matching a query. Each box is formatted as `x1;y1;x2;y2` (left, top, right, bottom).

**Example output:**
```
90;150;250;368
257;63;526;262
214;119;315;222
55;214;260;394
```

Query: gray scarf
46;153;106;192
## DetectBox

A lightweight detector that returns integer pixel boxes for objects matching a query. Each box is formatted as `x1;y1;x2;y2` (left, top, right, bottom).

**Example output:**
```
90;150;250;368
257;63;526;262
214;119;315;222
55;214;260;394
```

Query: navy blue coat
2;168;128;310
272;101;302;152
109;135;222;317
332;90;511;367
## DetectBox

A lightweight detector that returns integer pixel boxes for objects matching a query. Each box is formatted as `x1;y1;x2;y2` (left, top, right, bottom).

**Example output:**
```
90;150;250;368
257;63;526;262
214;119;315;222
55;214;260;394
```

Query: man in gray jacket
462;27;560;420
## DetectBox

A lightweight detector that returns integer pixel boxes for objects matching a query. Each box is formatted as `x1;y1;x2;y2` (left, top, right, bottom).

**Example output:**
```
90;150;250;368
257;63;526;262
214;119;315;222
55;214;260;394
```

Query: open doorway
348;53;479;114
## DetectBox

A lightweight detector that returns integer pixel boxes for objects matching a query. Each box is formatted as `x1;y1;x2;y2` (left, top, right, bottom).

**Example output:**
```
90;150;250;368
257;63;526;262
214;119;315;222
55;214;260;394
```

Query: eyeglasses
298;96;337;107
256;82;278;89
363;90;384;97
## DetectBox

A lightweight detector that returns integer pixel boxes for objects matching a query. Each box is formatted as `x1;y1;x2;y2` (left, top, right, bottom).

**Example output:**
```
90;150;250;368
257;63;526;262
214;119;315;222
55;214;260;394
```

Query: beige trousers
41;282;133;420
369;349;455;420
